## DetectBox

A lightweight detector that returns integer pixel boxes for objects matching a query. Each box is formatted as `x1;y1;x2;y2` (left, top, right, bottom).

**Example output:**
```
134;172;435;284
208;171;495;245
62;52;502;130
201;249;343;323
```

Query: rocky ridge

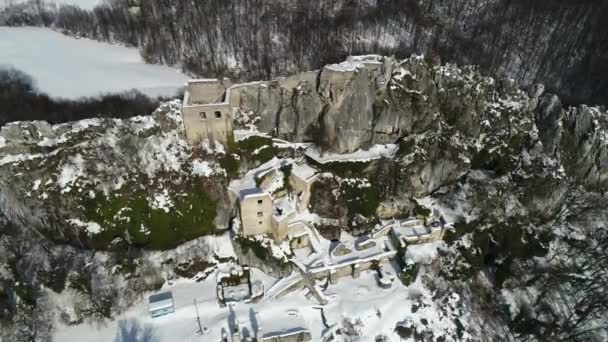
1;55;607;341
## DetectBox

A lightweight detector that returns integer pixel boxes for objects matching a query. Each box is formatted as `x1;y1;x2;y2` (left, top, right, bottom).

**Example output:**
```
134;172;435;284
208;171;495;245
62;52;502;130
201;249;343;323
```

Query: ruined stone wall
263;331;312;342
272;211;296;241
289;234;311;250
189;79;230;104
289;175;312;213
182;102;232;146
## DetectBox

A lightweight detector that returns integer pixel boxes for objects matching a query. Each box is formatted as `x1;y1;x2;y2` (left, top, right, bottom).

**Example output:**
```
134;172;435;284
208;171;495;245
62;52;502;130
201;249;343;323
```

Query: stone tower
181;78;234;147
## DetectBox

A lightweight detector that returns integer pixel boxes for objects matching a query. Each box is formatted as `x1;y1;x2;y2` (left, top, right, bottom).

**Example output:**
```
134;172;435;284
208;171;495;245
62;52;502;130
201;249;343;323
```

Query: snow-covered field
0;27;190;98
52;264;464;342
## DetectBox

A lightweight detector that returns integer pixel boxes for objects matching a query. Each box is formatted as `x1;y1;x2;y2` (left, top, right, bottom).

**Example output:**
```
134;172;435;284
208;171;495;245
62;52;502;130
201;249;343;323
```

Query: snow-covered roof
239;187;269;201
287;223;309;239
291;230;397;275
228;157;290;199
234;129;269;142
291;163;318;182
392;225;431;238
148;291;174;312
256;167;285;193
272;197;296;222
222;283;250;303
260;309;309;339
384;213;447;242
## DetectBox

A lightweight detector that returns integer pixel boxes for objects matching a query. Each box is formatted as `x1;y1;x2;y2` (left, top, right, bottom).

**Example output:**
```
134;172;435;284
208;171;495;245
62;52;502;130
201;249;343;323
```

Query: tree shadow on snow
114;318;157;342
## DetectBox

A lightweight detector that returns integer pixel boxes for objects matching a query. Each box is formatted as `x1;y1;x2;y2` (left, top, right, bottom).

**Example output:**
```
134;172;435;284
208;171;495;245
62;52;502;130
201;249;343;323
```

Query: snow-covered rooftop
222;283;250;303
259;309;309;339
272;197;296;222
291;163;318;182
228;157;289;200
148;291;174;312
388;218;444;243
238;187;268;201
290;229;397;275
188;78;225;84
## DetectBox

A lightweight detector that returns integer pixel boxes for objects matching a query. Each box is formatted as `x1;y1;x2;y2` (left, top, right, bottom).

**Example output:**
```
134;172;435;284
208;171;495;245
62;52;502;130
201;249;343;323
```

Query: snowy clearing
0;27;189;99
52;265;465;342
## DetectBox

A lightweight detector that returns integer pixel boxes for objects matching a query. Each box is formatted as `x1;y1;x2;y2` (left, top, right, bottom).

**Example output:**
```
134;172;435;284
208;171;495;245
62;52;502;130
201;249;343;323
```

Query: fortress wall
189;79;230;104
272;211;296;241
182;57;388;147
289;174;313;213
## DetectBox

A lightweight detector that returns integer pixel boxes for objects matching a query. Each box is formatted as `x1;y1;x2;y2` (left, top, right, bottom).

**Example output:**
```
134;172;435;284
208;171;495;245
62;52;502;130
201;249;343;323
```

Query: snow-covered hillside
1;55;607;342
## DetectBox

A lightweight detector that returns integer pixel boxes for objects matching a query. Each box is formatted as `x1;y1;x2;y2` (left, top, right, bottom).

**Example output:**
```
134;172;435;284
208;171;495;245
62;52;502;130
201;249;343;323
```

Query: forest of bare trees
2;0;607;106
0;68;162;125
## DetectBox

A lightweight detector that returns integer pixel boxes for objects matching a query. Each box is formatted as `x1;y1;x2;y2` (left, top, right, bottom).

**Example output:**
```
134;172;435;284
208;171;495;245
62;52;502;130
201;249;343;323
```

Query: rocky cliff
1;55;608;341
2;55;606;248
232;55;607;197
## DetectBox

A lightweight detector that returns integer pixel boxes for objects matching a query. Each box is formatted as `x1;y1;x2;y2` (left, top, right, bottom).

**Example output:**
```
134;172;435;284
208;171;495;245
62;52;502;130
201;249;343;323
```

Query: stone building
237;161;318;240
238;188;273;237
181;78;234;146
376;209;451;249
225;310;312;342
289;163;318;212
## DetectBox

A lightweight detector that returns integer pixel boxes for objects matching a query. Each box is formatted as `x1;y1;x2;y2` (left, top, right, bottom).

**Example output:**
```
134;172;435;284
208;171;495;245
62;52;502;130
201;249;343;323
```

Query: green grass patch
236;135;277;163
236;235;273;261
237;135;272;151
219;153;240;177
252;145;276;163
14;283;36;306
82;178;216;250
399;261;419;286
226;129;237;152
280;164;292;193
413;202;431;217
314;160;370;178
340;181;380;218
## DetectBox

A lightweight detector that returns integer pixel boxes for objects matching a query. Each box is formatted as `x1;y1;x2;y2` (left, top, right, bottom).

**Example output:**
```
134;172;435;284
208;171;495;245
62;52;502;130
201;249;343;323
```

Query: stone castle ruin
181;78;234;146
181;54;393;152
